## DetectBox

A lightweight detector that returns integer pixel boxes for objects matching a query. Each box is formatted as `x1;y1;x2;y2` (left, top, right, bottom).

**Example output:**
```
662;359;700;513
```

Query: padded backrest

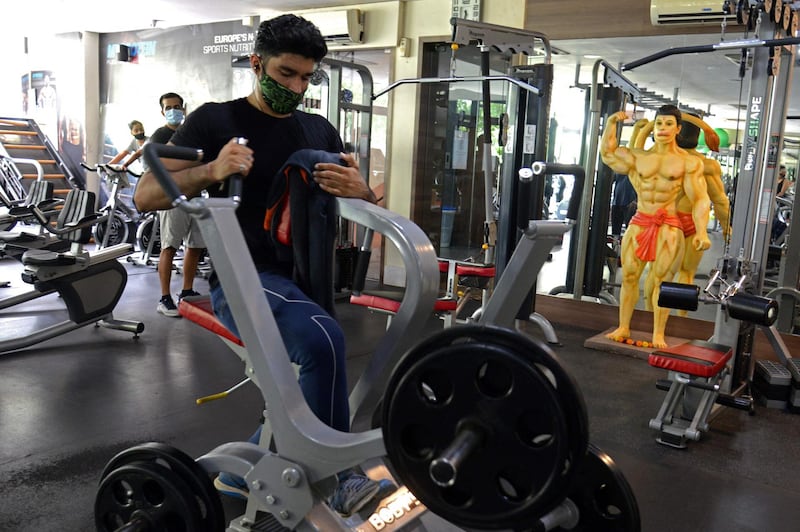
27;180;54;206
56;189;96;244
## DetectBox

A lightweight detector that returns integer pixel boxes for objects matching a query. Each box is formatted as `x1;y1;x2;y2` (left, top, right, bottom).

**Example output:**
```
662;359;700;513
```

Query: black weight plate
100;442;225;532
386;341;568;528
95;460;203;532
567;443;641;532
383;325;589;530
389;325;590;477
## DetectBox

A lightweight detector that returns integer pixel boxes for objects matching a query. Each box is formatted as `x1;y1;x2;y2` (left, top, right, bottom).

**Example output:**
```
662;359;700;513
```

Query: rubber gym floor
1;249;799;532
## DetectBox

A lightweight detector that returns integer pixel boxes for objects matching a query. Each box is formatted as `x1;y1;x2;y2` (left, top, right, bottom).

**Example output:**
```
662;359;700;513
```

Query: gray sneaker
157;295;180;317
329;474;381;517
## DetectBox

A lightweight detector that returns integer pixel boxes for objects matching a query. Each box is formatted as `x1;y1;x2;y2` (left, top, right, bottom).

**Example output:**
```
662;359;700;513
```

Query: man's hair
254;14;327;62
128;120;143;131
656;104;682;125
159;92;184;110
677;112;700;150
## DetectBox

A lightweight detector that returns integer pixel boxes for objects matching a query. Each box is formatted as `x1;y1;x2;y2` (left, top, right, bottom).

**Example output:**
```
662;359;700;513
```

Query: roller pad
648;339;732;378
455;265;496;278
350;290;457;314
178;296;243;347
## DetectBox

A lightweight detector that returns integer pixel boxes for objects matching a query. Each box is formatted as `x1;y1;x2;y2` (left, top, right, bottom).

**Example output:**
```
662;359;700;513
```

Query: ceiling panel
11;1;800;137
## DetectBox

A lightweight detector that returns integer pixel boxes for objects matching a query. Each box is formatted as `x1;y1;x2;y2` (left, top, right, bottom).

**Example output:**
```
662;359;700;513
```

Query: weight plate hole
476;359;513;398
535;363;557;388
143;479;167;506
417;369;453;405
111;479;134;506
595;483;623;519
516;409;556;449
496;467;532;502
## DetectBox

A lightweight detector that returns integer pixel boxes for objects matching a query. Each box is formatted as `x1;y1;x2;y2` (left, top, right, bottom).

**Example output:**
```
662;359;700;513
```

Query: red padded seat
648;339;732;378
179;296;243;347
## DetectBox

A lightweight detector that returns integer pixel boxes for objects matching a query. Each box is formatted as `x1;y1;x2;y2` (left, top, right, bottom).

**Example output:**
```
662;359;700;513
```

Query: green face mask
259;73;304;114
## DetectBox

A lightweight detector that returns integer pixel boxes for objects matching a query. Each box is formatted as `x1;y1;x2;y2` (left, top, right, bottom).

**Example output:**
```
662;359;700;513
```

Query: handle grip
226;137;249;200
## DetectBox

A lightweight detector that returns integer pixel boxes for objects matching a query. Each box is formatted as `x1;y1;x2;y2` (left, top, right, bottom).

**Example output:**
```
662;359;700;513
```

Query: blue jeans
210;271;349;433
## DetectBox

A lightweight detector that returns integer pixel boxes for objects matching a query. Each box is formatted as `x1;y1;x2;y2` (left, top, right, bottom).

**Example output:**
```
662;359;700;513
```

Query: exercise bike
81;163;161;259
93;144;640;532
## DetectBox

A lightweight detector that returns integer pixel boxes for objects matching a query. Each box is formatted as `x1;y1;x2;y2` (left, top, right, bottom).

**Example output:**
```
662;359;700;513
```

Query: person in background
777;165;789;198
134;14;383;516
149;92;205;317
610;173;637;238
109;120;147;171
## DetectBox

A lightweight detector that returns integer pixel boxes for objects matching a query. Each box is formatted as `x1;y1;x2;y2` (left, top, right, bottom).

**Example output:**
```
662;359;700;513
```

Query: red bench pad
648;339;732;378
350;290;457;314
455;265;496;277
179;296;243;347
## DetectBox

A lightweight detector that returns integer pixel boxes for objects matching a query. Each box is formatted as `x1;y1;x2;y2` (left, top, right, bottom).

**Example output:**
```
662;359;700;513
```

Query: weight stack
789;359;800;414
753;361;792;409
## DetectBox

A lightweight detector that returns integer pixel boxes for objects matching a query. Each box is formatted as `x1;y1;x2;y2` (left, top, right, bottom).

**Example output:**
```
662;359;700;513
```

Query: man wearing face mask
134;15;381;516
149;92;205;317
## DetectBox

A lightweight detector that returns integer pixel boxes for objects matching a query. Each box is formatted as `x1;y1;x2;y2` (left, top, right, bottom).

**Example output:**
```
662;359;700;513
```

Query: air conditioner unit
305;9;364;44
650;0;737;26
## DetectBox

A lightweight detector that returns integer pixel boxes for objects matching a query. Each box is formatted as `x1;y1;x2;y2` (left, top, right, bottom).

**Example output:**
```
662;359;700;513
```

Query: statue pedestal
584;327;691;361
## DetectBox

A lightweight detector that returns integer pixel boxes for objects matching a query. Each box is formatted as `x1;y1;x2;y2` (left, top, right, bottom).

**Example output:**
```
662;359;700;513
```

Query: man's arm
704;159;731;240
134;138;254;211
683;157;712;251
600;111;635;175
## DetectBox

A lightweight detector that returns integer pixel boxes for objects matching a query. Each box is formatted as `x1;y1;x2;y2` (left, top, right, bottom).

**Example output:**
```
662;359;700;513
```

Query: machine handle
143;144;203;206
351;228;374;296
530;162;585;221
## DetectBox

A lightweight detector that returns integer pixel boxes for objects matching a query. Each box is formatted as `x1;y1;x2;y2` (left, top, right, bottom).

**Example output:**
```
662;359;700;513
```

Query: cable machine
375;18;560;338
621;1;800;423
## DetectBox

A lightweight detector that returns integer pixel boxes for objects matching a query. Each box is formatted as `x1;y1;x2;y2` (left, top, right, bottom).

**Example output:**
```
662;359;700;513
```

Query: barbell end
531;161;546;176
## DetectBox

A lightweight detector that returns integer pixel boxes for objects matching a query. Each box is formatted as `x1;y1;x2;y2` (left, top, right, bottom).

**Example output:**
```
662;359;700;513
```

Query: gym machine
92;142;641;531
0;188;143;354
621;0;800;445
374;18;568;340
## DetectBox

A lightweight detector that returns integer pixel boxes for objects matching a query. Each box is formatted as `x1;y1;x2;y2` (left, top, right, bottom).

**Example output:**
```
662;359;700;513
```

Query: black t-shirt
169;97;343;272
149;125;176;145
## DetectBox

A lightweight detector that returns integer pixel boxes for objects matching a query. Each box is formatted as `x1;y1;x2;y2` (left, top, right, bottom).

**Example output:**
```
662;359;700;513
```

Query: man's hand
210;138;254;182
313;152;376;203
